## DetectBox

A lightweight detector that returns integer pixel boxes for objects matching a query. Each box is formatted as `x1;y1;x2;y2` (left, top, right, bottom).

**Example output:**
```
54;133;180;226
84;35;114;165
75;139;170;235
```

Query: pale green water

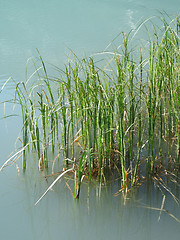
0;1;180;239
0;0;179;80
0;167;180;240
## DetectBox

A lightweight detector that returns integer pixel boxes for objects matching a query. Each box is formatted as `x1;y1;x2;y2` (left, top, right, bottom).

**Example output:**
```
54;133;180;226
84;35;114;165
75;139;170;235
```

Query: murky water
0;167;180;240
0;1;179;239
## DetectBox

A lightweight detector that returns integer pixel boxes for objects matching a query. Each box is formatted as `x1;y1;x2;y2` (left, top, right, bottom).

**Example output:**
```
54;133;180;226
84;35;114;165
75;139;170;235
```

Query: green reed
5;15;179;198
115;56;126;189
15;83;30;170
132;50;143;186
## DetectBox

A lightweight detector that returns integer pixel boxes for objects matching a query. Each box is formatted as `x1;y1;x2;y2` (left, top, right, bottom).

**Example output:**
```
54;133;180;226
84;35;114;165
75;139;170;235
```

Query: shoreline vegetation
1;15;180;202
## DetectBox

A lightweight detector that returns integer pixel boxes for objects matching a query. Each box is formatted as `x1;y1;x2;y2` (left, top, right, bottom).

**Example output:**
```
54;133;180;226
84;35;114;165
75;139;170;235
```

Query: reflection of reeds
1;15;179;198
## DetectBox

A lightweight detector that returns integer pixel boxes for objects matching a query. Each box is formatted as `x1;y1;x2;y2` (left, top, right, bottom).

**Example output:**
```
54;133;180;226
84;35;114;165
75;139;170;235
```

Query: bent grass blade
34;168;74;206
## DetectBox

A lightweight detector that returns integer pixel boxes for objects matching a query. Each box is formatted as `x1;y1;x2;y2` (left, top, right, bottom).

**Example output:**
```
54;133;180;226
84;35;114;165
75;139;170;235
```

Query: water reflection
0;0;179;239
0;151;179;240
19;171;179;240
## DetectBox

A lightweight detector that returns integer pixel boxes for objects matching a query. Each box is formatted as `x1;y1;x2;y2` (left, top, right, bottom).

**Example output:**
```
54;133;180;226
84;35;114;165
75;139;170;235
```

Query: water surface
0;1;179;239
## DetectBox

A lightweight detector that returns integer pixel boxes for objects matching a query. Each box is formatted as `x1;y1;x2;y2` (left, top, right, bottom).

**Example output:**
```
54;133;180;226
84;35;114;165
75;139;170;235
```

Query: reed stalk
4;15;179;199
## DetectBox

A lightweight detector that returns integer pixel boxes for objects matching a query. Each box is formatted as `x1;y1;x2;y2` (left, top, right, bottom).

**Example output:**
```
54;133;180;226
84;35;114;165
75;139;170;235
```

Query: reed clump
1;15;180;199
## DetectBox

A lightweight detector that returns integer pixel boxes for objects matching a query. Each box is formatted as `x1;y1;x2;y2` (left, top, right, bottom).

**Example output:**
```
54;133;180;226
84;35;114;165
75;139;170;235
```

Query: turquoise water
0;1;180;239
0;168;180;240
0;0;179;80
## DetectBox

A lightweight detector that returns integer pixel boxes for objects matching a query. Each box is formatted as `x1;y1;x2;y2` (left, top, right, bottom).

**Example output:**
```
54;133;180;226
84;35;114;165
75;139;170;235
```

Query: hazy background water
0;0;179;239
0;0;179;81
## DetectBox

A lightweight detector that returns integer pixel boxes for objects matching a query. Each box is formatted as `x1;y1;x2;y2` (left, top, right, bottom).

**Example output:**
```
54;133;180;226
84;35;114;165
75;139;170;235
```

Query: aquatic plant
1;15;179;201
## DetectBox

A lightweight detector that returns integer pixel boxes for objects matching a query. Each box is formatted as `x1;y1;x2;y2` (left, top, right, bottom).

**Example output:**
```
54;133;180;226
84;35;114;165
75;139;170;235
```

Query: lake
0;0;180;239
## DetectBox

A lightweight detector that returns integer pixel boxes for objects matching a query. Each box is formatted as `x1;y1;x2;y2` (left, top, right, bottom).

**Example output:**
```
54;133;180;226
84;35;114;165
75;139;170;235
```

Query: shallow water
0;167;180;240
0;0;180;239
